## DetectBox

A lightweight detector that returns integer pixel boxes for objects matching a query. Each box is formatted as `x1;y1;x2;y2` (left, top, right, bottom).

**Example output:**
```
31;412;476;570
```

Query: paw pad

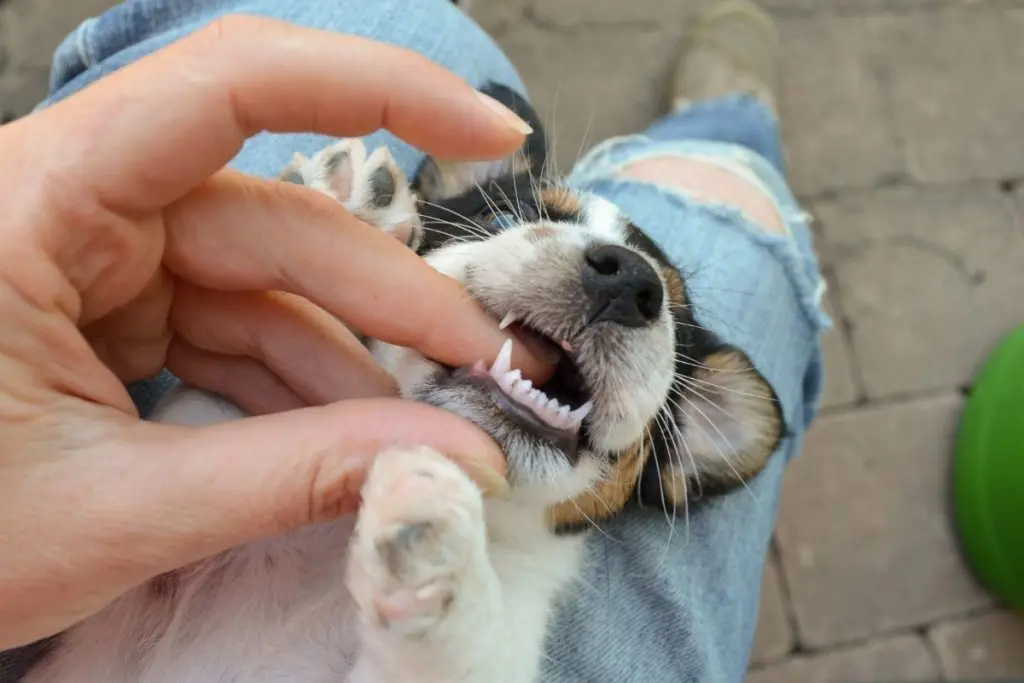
277;139;422;251
347;446;486;637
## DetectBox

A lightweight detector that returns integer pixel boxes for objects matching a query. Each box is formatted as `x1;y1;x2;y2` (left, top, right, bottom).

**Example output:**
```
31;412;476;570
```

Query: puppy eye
517;202;541;222
485;200;540;228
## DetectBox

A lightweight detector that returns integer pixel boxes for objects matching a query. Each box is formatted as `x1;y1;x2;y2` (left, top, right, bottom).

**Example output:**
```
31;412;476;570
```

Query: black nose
581;244;664;328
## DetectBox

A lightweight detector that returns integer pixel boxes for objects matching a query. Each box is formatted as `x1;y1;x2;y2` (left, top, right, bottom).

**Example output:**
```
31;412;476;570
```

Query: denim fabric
543;97;829;683
0;1;828;681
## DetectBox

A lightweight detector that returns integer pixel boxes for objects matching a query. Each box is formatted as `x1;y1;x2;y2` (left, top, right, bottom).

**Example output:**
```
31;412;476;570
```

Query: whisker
668;393;762;511
649;415;683;562
677;373;773;401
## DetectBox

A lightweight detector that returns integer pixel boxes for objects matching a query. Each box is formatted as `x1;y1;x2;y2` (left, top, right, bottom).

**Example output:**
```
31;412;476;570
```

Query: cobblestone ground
3;0;1024;680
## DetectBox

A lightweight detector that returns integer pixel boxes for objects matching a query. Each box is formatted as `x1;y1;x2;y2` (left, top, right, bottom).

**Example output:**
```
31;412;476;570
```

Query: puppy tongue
506;322;564;367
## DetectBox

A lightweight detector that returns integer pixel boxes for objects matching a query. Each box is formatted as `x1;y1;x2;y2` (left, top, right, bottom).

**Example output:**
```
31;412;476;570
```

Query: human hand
0;16;551;649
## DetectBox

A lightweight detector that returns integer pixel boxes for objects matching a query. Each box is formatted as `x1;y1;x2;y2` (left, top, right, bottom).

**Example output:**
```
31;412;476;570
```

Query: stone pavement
3;0;1024;680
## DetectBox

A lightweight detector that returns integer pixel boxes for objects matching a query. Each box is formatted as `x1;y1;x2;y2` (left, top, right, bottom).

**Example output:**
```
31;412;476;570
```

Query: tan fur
538;187;584;219
547;443;648;528
659;350;782;503
663;268;686;308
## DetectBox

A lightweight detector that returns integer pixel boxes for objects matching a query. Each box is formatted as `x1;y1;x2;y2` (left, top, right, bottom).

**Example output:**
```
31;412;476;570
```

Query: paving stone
761;0;941;10
524;0;697;28
751;553;794;666
814;184;1024;400
747;634;939;683
888;7;1024;183
0;68;50;119
776;15;901;196
0;0;119;71
497;24;678;171
467;0;528;36
0;0;120;118
775;395;992;649
818;281;860;410
929;611;1024;679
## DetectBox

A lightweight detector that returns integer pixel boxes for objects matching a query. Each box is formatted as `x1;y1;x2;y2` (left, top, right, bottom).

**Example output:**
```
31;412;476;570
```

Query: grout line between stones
798;175;1024;206
918;624;949;681
766;0;1023;20
751;602;1003;671
817;387;964;418
768;537;804;658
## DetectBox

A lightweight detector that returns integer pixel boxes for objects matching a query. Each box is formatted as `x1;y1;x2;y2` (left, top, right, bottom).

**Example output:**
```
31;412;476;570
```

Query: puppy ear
413;81;547;203
640;341;785;509
278;153;311;186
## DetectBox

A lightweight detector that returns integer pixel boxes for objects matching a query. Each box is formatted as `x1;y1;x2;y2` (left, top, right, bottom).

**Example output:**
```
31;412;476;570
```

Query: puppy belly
25;520;362;683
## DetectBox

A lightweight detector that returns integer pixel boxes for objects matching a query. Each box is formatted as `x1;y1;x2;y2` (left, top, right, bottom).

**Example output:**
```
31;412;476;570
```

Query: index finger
38;15;531;212
165;171;555;381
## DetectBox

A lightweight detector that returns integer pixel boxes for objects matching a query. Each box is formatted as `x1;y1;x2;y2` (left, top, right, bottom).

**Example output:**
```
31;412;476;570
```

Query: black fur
410;80;787;518
414;81;549;254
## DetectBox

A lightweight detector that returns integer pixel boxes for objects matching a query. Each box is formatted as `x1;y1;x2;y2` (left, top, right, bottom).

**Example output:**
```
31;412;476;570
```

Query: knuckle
305;447;361;525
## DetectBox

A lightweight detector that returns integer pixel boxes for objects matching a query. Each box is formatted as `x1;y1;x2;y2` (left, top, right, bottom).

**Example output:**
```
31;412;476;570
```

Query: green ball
954;323;1024;608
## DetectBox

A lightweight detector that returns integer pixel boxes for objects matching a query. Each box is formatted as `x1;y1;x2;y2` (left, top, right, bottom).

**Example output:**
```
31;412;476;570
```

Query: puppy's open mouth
445;320;593;455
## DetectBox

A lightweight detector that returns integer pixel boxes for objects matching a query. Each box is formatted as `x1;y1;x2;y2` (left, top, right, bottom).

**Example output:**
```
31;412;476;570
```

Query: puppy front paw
347;446;489;639
280;139;423;251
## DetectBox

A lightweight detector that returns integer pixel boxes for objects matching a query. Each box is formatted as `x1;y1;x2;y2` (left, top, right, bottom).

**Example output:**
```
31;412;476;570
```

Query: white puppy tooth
547;397;561;413
558;404;570;420
560;340;574;353
491;338;513;377
569;401;594;424
499;311;517;330
498;369;519;393
472;359;488;374
514;379;533;397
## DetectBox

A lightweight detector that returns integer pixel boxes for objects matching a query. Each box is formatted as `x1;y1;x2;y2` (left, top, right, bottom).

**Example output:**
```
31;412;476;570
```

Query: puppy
21;84;783;683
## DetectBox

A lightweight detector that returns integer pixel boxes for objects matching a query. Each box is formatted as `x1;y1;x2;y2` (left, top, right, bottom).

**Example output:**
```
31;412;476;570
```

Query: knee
619;156;787;237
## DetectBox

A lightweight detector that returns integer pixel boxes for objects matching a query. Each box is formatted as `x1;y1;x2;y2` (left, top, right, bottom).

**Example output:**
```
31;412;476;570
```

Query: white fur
25;412;586;683
25;137;769;683
24;141;591;683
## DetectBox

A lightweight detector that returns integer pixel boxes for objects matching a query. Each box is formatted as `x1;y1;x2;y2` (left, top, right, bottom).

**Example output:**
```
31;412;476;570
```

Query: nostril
585;248;620;276
581;244;665;328
636;285;660;321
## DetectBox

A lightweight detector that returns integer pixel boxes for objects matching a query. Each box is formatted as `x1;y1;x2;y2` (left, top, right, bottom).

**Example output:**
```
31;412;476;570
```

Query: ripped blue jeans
0;1;829;681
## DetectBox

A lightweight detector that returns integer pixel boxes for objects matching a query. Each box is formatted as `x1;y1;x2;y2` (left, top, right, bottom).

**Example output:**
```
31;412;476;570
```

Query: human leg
2;2;828;682
543;3;829;682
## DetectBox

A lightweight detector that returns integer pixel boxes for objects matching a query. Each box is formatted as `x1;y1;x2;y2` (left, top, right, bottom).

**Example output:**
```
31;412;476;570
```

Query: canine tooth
569;401;593;424
499;311;517;330
472;359;488;374
560;340;573;353
491;338;513;378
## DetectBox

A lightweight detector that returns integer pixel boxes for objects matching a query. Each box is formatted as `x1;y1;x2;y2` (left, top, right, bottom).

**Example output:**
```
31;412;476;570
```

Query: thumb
110;399;507;581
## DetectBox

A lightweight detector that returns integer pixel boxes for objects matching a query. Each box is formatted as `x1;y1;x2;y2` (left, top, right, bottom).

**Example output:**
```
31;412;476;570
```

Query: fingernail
461;459;512;499
476;91;533;135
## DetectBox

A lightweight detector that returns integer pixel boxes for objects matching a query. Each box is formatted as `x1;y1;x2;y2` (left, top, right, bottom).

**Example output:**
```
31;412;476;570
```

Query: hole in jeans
620;156;788;238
